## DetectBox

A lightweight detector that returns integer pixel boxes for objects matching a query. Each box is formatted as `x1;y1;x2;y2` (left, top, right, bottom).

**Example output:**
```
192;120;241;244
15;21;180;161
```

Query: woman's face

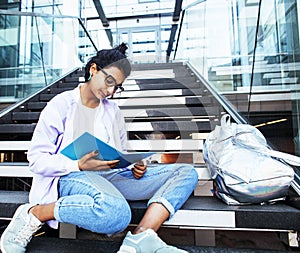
89;64;126;100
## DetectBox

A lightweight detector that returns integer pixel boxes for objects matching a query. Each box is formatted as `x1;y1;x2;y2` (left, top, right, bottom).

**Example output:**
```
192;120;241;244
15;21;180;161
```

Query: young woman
0;43;198;253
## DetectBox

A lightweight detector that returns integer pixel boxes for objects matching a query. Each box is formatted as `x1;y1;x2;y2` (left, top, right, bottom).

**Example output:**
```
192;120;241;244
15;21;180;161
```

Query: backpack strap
222;114;300;167
221;114;231;126
263;149;300;167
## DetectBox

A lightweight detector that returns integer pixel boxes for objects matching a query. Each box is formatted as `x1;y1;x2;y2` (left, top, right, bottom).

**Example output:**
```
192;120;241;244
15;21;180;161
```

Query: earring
87;73;92;81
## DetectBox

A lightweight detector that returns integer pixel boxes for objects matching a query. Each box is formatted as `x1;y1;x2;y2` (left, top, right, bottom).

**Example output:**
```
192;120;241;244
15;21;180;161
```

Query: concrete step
1;191;299;232
49;87;209;98
11;107;215;122
57;78;200;90
131;62;184;71
122;107;217;118
112;96;213;108
125;120;211;132
36;93;212;107
0;163;208;179
12;112;41;122
27;102;47;111
0;121;210;136
0;123;36;133
22;236;286;253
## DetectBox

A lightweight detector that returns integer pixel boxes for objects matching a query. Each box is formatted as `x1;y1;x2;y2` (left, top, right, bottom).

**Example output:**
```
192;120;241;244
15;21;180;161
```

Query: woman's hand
78;150;119;171
132;161;147;179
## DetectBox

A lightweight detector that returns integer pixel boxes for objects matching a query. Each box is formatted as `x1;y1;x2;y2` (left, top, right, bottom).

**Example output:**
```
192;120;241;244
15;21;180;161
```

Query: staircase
0;62;299;252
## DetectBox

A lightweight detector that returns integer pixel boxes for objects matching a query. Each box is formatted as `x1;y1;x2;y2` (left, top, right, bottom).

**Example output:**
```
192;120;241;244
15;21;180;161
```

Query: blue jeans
53;164;198;234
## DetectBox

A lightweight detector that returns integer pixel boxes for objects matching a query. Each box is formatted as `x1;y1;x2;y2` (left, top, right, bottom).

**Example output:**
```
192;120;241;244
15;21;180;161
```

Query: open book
61;132;155;169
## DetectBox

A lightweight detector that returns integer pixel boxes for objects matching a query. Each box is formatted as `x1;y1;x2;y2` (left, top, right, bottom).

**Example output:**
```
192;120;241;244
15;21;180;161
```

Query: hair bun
115;43;128;55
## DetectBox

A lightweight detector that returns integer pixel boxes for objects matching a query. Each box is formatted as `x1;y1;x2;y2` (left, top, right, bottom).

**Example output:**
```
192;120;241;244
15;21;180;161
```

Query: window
138;0;159;3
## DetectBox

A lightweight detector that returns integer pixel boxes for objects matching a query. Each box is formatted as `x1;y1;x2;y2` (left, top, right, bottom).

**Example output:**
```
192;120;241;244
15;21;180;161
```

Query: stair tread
0;123;36;133
12;107;213;119
0;191;299;231
0;62;296;252
129;196;300;230
25;237;276;253
0;121;212;134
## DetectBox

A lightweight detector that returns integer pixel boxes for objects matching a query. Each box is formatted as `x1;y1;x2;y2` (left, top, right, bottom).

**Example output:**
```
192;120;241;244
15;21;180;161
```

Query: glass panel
101;0;172;16
116;28;160;64
0;11;98;106
132;30;157;63
119;32;129;44
175;0;300;158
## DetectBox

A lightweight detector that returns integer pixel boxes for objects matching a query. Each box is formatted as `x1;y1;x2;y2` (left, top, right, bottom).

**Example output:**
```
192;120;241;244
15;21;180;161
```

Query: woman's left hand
132;161;147;179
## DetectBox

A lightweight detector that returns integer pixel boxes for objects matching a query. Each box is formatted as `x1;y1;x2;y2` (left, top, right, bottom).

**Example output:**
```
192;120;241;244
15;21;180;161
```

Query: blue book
61;132;155;169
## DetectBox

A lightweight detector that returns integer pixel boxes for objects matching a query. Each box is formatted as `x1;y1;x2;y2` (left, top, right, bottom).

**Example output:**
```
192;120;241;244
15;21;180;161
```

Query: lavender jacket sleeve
27;92;79;177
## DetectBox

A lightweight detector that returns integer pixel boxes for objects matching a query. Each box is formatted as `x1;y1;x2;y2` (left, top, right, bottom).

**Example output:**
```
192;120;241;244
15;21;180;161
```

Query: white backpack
203;114;297;205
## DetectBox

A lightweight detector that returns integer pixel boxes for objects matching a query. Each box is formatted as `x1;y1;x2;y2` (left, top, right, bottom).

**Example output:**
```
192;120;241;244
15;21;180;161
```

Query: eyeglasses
97;66;124;94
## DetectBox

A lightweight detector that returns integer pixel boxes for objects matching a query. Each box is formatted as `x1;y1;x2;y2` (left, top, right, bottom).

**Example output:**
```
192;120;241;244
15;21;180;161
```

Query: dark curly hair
84;43;131;82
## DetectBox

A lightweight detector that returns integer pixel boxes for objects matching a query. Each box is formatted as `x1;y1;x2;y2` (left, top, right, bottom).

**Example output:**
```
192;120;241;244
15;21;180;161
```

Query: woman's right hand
78;150;119;171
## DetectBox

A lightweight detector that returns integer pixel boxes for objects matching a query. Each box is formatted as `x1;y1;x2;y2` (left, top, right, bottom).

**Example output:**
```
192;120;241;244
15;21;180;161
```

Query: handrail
186;61;247;125
78;18;98;52
35;16;47;85
173;9;185;61
247;0;262;120
174;1;247;125
0;67;80;119
166;24;178;63
173;0;256;125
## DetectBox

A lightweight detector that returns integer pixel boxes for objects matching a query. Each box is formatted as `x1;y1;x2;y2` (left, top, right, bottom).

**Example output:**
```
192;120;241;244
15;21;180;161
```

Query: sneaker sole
0;204;29;253
117;245;137;253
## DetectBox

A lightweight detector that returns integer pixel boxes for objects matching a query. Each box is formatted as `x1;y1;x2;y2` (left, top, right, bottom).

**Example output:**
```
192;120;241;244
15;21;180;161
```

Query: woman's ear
90;63;97;74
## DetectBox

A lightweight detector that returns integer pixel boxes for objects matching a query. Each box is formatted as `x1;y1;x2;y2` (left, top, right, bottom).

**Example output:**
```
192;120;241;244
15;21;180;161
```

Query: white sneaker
0;203;43;253
118;229;188;253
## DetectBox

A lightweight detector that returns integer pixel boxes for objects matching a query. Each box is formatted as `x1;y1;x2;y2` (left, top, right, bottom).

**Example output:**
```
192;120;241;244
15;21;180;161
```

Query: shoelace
13;221;41;247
